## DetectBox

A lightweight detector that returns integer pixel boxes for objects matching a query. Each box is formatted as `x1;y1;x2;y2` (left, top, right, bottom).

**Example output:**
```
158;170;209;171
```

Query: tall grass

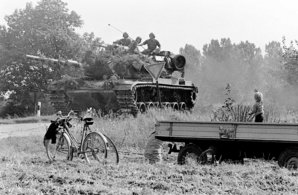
209;84;298;123
68;108;206;150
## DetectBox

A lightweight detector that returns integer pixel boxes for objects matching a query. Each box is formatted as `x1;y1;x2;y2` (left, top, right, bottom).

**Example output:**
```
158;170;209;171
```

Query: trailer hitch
168;143;179;154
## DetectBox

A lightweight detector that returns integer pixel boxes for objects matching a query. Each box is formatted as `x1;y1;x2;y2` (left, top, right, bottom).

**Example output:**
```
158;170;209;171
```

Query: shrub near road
0;109;298;194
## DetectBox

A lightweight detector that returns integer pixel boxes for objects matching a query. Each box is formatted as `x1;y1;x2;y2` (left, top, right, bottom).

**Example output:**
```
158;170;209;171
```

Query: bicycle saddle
83;117;94;125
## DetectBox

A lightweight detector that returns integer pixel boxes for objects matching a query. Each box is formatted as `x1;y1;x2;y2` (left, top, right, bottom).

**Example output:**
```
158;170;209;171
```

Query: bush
0;93;34;118
84;56;113;80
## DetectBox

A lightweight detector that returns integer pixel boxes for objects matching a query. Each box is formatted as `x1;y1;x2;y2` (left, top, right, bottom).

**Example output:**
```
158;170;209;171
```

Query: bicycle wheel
45;132;71;162
82;132;107;164
103;134;119;164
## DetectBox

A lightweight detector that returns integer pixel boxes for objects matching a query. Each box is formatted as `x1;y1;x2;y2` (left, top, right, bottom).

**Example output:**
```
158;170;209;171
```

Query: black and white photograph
0;0;298;194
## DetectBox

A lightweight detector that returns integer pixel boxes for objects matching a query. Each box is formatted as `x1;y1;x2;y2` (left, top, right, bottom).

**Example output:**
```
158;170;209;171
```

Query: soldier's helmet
149;32;155;38
136;36;142;43
123;32;129;38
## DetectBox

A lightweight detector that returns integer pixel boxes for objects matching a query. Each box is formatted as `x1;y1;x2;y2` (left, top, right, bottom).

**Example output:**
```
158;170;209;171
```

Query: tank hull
48;78;197;115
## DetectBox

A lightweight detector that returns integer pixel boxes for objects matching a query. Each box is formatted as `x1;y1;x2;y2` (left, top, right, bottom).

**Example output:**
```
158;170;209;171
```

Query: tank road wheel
179;102;186;111
162;102;171;109
138;102;146;113
190;91;197;107
278;148;298;170
177;144;206;165
153;102;159;108
147;102;154;110
172;102;179;110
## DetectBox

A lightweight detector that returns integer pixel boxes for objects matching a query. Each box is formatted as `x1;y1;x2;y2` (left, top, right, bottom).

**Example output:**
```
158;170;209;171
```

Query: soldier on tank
139;33;161;55
113;32;131;47
128;36;142;54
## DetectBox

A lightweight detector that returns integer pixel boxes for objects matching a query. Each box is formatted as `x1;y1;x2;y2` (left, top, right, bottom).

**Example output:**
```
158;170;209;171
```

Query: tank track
114;83;197;115
114;89;139;116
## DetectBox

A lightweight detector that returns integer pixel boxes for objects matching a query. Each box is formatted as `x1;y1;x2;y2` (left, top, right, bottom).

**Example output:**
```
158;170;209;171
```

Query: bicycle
44;110;119;164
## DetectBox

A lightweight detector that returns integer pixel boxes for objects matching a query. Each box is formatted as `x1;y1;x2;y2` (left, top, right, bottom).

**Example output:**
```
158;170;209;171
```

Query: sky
1;0;298;53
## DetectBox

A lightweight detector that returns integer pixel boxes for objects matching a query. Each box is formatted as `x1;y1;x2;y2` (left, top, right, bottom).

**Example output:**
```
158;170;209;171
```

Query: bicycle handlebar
55;110;78;124
56;109;95;125
56;110;75;118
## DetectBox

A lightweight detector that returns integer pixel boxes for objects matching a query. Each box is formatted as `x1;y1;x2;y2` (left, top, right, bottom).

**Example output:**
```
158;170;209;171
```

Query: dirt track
0;123;48;139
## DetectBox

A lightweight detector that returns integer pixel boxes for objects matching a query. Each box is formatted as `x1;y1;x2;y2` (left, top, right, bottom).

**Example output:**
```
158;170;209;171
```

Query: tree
0;57;60;116
0;0;83;62
202;38;234;62
179;44;202;83
263;41;284;82
234;41;263;95
282;38;298;85
261;41;288;105
80;32;104;57
0;0;87;116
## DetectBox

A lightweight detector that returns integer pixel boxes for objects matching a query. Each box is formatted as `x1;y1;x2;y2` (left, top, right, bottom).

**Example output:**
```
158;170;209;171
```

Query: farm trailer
154;121;298;169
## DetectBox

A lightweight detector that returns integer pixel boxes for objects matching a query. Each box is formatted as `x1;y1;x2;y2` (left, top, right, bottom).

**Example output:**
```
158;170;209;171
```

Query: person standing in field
249;89;264;122
140;32;161;55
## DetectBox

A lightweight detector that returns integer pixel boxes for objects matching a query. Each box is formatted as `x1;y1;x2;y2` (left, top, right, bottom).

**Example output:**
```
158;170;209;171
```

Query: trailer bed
155;121;298;143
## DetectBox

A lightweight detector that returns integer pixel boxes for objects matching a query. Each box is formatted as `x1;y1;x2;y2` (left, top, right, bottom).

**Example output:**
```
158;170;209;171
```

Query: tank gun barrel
26;54;82;67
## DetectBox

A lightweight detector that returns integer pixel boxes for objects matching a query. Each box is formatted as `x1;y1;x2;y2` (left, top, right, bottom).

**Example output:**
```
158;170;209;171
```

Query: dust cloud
182;42;298;111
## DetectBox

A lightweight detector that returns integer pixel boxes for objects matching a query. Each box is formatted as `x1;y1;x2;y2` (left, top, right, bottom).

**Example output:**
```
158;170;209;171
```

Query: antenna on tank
108;24;124;34
108;23;145;49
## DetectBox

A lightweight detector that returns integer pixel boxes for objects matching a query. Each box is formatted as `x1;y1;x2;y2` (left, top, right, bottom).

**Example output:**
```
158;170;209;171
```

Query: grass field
0;115;53;125
0;109;298;194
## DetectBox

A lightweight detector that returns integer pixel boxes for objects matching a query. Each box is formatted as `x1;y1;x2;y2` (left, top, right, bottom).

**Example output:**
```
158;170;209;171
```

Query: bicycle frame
61;121;95;154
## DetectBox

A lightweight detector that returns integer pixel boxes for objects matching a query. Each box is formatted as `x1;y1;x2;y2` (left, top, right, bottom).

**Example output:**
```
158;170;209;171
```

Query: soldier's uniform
141;33;161;55
128;37;142;54
113;32;131;47
113;38;131;47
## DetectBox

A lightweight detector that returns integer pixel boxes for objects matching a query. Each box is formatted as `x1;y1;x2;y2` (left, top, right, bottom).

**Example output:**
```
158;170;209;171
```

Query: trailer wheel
144;131;163;164
177;144;206;165
278;148;298;170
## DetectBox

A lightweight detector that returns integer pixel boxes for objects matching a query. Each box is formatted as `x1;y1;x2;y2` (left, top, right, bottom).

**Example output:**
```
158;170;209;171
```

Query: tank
26;49;198;115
